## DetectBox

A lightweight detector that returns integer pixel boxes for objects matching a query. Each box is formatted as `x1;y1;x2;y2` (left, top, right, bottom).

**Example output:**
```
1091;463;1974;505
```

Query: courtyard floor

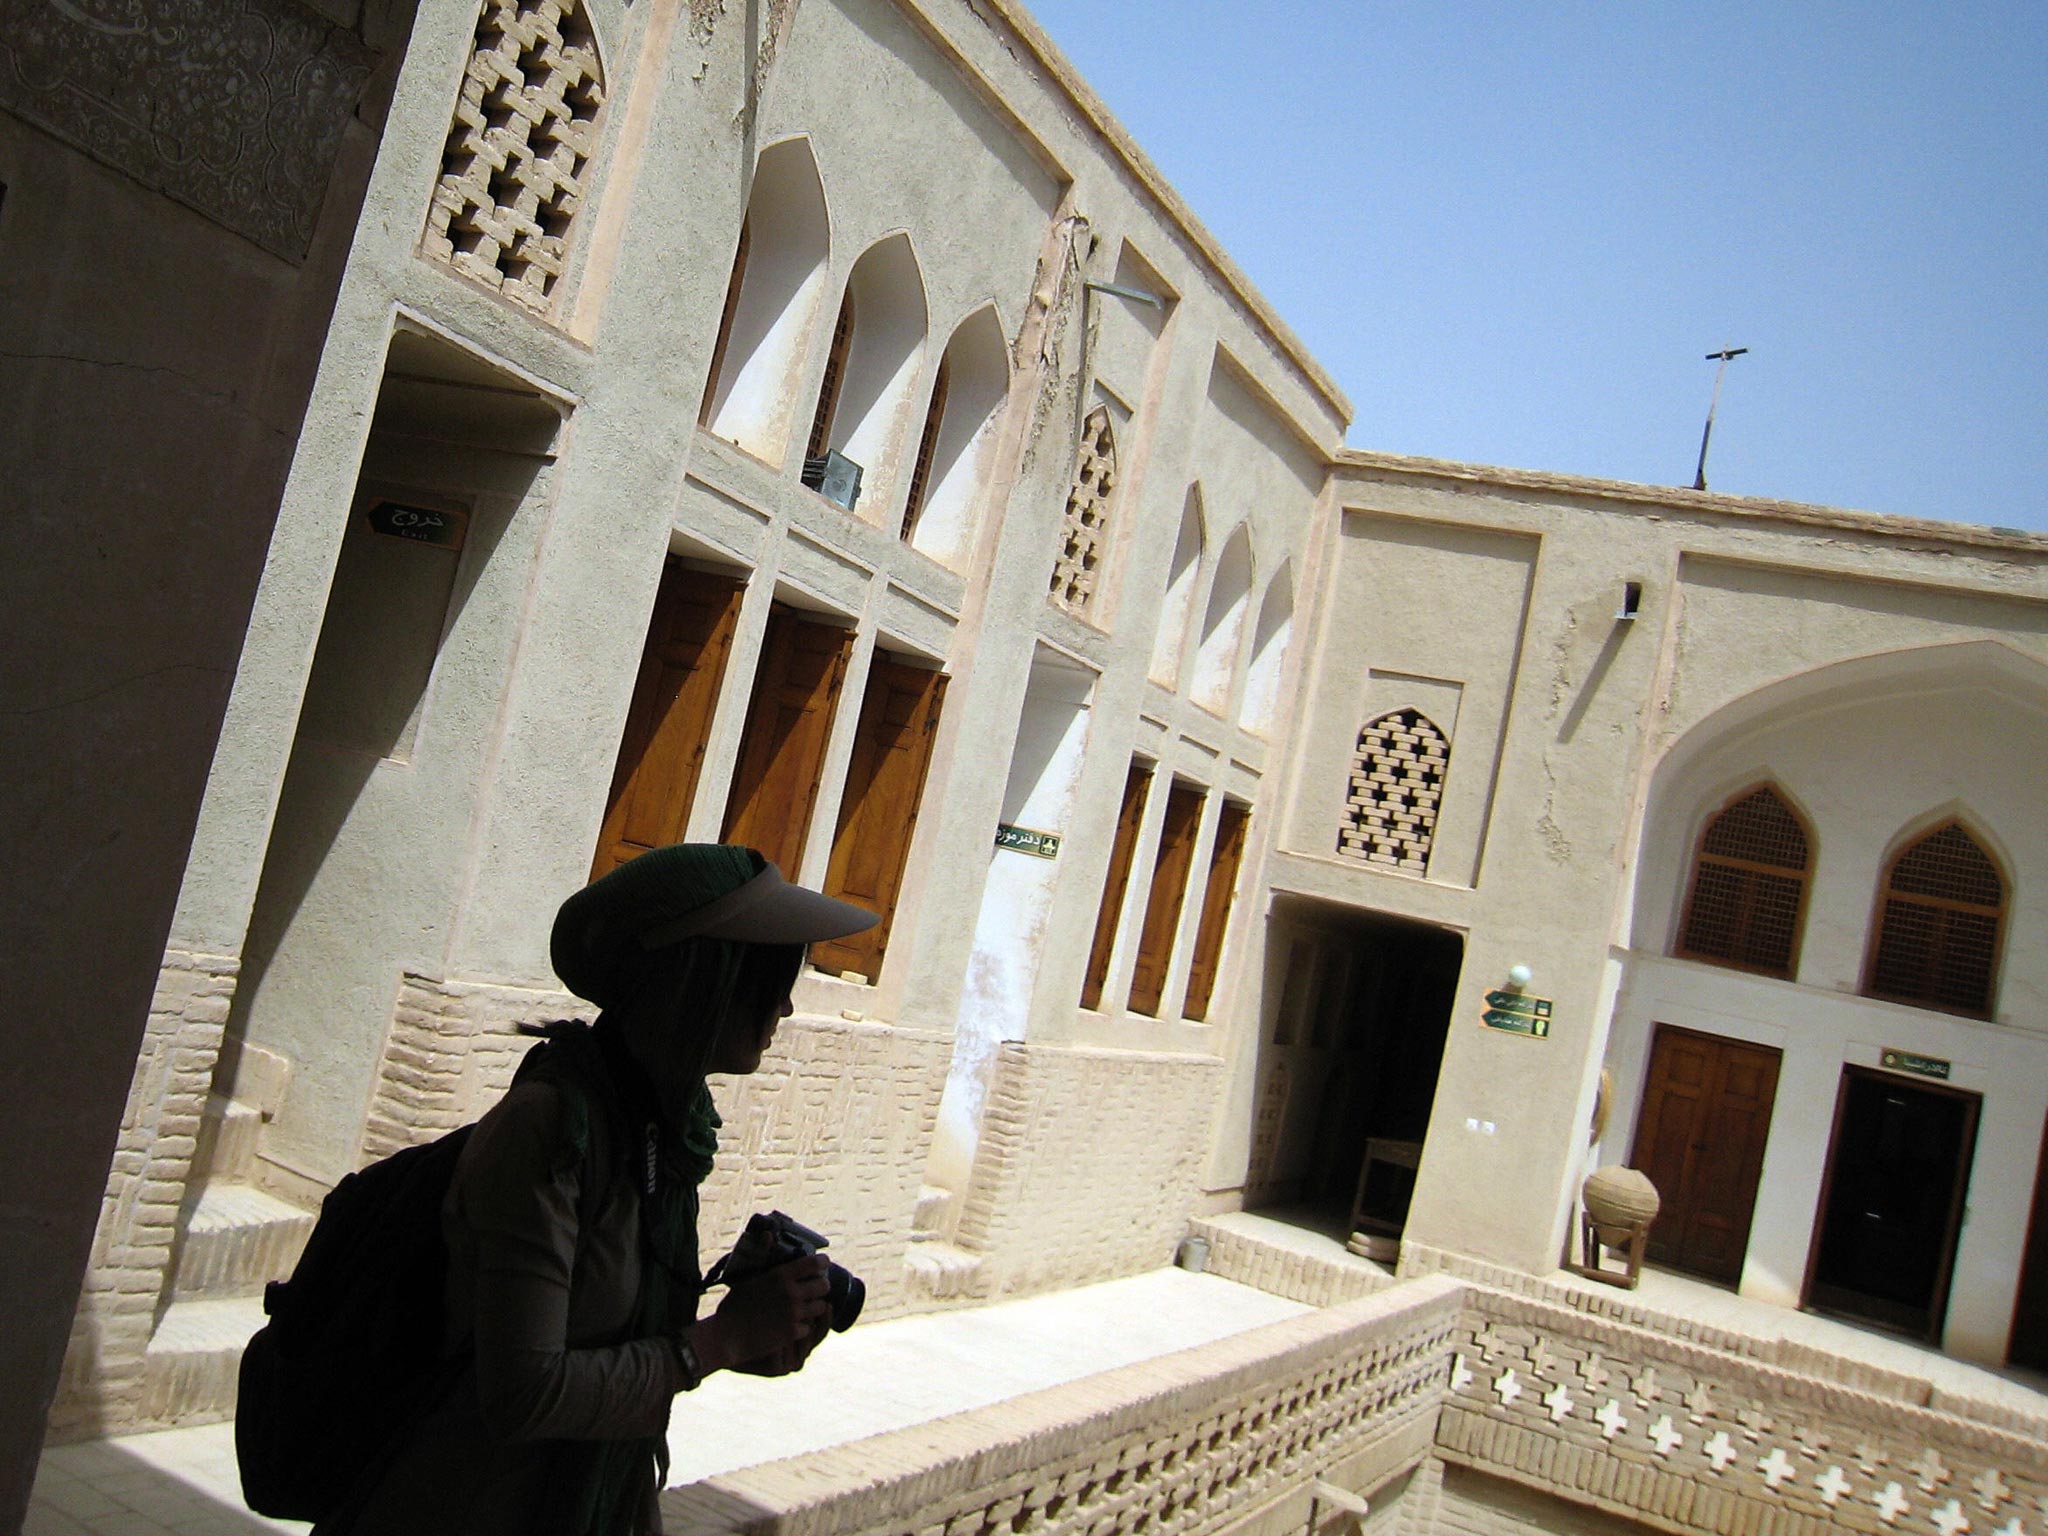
25;1215;2045;1536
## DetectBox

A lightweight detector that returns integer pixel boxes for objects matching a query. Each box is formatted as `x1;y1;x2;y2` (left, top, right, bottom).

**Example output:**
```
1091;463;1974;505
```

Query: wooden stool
1577;1210;1650;1289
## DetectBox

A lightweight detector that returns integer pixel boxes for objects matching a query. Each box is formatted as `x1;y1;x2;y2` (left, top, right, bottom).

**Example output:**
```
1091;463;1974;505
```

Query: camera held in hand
707;1210;865;1333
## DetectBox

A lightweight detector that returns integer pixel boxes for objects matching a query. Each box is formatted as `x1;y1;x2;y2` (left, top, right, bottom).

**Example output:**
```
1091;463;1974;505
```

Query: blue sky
1022;2;2048;531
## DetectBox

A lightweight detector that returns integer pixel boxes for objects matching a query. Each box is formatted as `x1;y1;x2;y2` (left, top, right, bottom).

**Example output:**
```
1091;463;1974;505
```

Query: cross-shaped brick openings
1049;409;1116;618
1337;709;1449;873
425;0;606;315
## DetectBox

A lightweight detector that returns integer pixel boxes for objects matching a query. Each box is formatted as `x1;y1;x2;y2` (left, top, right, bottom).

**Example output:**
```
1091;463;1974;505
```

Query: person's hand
692;1255;830;1375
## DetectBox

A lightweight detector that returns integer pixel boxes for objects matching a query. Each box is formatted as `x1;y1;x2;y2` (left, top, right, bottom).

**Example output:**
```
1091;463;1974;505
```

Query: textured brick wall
49;949;237;1441
698;1019;952;1321
955;1042;1225;1297
368;985;951;1320
666;1274;1465;1536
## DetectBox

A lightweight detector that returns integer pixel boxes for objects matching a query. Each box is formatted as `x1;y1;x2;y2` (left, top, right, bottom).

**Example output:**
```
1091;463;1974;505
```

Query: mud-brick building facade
10;0;2048;1523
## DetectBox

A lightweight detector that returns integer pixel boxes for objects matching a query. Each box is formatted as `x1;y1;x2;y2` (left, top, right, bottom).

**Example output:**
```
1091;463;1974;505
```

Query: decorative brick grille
1338;710;1450;874
1677;785;1811;977
1866;822;2004;1016
1050;407;1117;617
424;0;606;315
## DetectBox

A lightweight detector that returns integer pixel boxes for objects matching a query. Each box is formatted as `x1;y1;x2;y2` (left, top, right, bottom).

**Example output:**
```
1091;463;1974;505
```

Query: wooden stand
1575;1210;1650;1289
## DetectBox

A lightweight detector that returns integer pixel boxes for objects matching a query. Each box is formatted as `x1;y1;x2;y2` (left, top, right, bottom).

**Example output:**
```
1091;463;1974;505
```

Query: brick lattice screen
1049;407;1117;618
1338;709;1450;875
424;0;606;314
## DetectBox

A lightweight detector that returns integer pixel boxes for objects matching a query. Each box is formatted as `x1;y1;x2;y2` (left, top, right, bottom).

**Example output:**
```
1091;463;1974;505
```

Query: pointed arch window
1675;784;1812;978
1336;710;1449;875
807;290;856;461
1864;821;2004;1017
901;358;948;536
1050;407;1117;618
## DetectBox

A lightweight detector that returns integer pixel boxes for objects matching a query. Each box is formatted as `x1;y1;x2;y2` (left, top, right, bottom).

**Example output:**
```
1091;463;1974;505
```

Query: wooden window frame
1182;800;1251;1022
1081;762;1152;1011
1860;819;2007;1019
699;218;751;426
806;289;856;462
1672;782;1813;979
1127;780;1204;1018
813;655;948;982
900;358;949;539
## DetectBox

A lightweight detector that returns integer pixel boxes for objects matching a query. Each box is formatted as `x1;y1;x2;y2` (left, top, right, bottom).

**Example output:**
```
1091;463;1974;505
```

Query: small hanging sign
1881;1048;1951;1081
367;499;467;550
1482;990;1552;1038
995;823;1061;859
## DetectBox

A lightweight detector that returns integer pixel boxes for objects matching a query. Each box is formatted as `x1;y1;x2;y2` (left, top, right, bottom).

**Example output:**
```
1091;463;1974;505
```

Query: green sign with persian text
1881;1048;1951;1081
995;823;1061;859
1481;991;1552;1038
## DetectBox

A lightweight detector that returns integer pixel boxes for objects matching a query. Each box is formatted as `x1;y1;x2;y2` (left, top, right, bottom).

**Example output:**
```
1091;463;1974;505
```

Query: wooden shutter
807;290;855;460
901;359;949;538
720;608;853;877
699;218;752;426
813;657;948;980
591;562;746;880
1182;801;1250;1021
1081;763;1152;1010
1127;781;1203;1017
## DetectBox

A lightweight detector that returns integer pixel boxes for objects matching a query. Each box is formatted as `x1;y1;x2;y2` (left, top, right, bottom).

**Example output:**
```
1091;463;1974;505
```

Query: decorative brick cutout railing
1443;1286;2048;1536
664;1275;1465;1536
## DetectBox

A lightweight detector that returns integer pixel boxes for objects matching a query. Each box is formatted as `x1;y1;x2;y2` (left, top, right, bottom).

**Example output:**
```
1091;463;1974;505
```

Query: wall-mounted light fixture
1507;964;1534;990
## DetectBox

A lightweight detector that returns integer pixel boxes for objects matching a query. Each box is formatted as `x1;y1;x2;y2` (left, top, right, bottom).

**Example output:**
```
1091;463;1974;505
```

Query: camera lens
826;1264;865;1332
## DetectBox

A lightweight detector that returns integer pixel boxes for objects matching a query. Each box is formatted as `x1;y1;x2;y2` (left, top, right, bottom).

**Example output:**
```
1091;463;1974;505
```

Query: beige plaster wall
0;3;413;1508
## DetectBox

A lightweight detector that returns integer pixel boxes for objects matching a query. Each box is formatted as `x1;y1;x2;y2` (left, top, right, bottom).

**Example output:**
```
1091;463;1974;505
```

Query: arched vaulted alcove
903;304;1009;568
1239;561;1294;735
1149;487;1205;685
701;137;831;464
809;233;928;502
1189;522;1253;714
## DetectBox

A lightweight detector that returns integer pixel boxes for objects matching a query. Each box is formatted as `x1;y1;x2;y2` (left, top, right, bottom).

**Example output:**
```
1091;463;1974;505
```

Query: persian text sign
1881;1048;1951;1080
369;501;467;550
1482;991;1552;1039
995;823;1061;859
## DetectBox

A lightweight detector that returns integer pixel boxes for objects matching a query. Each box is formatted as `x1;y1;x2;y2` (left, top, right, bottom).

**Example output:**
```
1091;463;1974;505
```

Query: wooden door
1182;800;1250;1021
2008;1110;2048;1368
1808;1067;1980;1342
1631;1025;1782;1283
812;656;947;980
591;561;746;880
1127;781;1204;1017
1081;762;1152;1010
720;607;853;878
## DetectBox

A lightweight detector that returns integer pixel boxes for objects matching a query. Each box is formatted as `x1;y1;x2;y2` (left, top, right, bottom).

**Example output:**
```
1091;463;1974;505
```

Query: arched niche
904;304;1010;568
1239;561;1294;734
1189;523;1253;714
1149;487;1205;685
702;138;831;464
812;233;928;500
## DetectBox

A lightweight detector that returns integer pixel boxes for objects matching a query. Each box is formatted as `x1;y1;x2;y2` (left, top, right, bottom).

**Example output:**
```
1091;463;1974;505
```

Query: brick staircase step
198;1094;264;1186
904;1239;987;1301
169;1182;314;1302
141;1296;266;1426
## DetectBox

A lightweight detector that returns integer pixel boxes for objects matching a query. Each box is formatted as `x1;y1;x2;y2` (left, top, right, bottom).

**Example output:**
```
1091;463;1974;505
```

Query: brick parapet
1187;1217;1392;1309
1443;1283;2048;1536
664;1274;1465;1536
956;1042;1225;1297
48;948;239;1442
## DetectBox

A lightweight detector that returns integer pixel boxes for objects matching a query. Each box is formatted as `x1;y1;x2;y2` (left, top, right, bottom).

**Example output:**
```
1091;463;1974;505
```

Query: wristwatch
670;1329;705;1391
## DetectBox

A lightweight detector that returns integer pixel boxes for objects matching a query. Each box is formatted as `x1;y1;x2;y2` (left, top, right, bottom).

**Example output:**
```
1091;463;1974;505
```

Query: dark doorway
2010;1111;2048;1369
1807;1066;1980;1343
1245;913;1458;1236
1631;1025;1781;1283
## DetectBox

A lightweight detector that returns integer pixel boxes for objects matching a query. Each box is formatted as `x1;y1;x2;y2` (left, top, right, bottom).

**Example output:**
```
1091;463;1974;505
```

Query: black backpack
235;1123;476;1522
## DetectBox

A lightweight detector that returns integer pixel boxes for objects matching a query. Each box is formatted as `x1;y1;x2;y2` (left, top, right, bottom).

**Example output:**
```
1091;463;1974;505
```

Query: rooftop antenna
1692;347;1748;491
